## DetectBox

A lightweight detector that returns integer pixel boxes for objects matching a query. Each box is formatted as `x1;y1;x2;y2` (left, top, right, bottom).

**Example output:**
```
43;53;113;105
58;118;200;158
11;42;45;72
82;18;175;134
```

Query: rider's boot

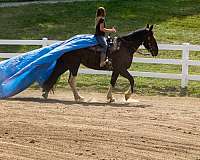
100;53;107;67
100;53;112;69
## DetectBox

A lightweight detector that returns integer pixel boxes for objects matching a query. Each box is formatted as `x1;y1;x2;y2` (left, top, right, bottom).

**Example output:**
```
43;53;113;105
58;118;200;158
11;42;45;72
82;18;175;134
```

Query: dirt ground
0;89;200;160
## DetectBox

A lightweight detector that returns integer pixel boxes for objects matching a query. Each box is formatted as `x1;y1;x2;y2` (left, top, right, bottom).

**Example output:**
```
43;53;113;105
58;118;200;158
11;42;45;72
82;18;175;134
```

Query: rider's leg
96;36;108;67
100;53;107;67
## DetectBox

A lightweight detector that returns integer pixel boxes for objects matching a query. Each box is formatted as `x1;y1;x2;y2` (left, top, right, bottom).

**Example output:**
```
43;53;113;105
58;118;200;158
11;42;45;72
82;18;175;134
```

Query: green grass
1;0;200;97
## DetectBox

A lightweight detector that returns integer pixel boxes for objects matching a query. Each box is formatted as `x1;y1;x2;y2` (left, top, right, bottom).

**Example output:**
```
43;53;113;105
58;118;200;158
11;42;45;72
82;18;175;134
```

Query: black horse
42;24;158;102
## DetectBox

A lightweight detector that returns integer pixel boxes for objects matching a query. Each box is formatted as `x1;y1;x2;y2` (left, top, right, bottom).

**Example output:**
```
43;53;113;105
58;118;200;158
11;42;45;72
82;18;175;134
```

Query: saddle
88;36;120;57
87;36;121;70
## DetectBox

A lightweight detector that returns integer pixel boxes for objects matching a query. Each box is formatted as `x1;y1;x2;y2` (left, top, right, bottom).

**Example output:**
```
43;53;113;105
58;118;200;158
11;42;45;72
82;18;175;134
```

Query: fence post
181;43;190;88
42;37;48;47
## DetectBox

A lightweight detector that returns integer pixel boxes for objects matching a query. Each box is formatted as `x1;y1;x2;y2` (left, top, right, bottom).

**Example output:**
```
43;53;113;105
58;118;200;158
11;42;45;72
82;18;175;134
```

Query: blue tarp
0;34;97;98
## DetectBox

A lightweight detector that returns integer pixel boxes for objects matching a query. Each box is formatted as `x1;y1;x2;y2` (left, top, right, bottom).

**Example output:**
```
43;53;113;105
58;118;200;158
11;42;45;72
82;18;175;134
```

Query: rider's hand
112;27;117;33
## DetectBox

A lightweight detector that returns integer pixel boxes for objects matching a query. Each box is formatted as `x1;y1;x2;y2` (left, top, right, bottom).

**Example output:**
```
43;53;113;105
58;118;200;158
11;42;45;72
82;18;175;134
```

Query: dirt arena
0;89;200;160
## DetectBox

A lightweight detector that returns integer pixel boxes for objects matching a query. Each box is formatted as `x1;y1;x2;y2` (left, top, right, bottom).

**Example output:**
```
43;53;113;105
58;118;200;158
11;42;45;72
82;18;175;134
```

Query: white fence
0;38;200;88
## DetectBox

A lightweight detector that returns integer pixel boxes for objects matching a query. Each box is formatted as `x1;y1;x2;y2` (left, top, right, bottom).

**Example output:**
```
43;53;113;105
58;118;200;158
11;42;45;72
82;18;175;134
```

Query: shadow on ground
5;97;152;108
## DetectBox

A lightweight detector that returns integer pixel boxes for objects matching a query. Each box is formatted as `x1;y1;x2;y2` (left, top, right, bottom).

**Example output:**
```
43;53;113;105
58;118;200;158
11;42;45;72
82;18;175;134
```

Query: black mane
121;28;148;42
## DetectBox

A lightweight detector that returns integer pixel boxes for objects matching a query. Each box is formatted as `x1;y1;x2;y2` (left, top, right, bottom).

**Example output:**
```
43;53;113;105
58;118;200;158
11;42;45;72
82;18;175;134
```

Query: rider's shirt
95;18;106;37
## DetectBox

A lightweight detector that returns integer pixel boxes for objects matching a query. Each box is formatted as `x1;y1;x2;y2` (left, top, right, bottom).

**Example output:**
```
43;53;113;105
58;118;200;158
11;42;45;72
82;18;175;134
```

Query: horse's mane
121;28;147;41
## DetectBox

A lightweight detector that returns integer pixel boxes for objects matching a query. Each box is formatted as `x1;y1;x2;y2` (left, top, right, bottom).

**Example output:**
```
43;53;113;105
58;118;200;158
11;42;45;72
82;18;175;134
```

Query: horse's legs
68;72;84;102
42;59;68;99
119;69;134;101
107;71;119;102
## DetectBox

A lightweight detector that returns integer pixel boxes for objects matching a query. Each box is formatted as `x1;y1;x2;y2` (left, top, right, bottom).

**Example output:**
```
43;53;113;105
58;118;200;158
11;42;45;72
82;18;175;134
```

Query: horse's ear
149;25;154;31
146;24;149;28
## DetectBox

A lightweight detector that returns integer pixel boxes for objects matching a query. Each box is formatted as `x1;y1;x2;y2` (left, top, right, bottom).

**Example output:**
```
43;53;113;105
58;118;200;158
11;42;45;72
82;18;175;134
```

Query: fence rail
0;38;200;88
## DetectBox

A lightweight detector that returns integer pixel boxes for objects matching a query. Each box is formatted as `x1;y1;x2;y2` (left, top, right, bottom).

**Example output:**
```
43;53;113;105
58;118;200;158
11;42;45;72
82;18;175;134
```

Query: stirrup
105;59;112;66
100;59;112;70
100;58;108;67
105;61;113;70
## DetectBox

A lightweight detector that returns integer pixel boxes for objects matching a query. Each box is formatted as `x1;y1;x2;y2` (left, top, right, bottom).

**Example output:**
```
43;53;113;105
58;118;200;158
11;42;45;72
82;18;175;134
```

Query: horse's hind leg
119;69;134;101
42;58;68;99
68;72;84;102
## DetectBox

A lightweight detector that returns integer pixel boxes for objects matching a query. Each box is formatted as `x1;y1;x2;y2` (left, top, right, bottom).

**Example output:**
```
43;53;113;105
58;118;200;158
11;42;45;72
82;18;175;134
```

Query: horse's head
119;25;158;57
143;24;158;57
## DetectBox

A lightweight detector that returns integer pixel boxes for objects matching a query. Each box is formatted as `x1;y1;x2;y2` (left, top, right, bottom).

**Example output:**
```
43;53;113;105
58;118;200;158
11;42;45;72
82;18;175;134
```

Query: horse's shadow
5;97;151;108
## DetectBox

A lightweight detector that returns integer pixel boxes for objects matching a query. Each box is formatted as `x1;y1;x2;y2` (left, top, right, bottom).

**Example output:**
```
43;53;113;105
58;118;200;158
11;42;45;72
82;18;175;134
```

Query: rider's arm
100;22;116;33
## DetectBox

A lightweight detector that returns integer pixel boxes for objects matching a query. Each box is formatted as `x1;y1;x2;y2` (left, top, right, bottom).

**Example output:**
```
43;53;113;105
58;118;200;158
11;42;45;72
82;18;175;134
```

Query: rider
95;7;116;67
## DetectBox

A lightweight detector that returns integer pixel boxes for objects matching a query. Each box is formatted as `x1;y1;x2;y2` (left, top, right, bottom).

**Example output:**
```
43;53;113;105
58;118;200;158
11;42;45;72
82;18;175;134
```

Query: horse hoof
107;97;115;103
42;92;48;99
125;93;131;101
110;98;115;103
75;96;84;102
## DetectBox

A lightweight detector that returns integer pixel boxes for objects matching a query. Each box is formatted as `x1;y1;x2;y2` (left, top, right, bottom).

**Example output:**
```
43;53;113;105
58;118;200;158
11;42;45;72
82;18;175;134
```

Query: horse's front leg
119;69;134;101
107;71;119;102
68;73;84;102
